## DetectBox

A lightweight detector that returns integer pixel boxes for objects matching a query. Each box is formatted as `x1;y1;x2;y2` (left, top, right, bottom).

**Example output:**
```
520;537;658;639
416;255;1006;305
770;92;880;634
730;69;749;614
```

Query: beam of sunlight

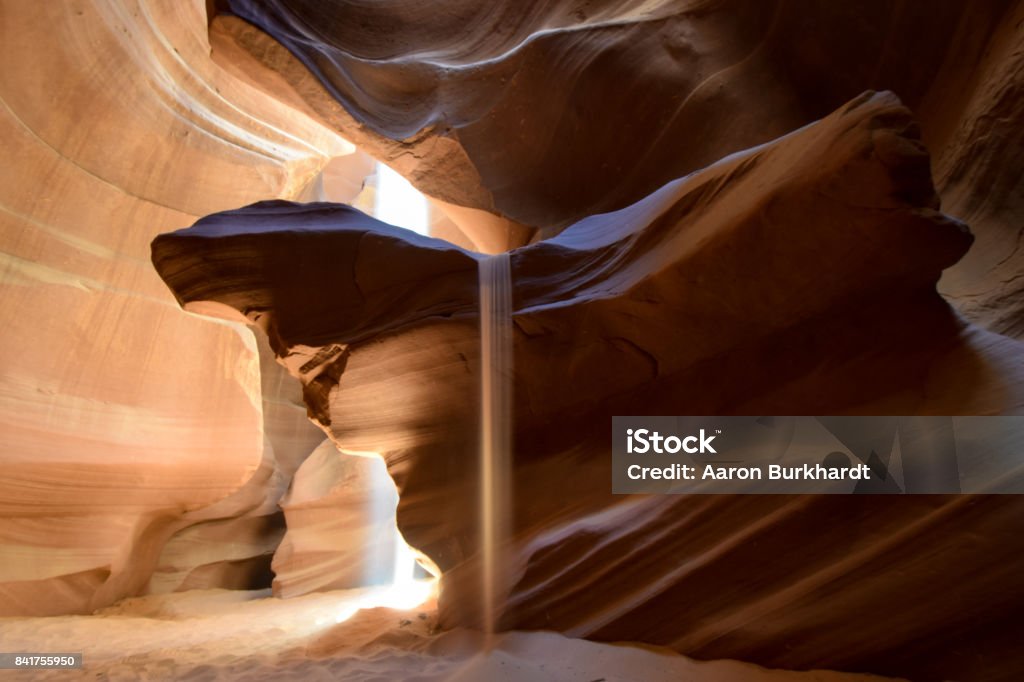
317;579;436;626
374;163;430;235
323;450;435;625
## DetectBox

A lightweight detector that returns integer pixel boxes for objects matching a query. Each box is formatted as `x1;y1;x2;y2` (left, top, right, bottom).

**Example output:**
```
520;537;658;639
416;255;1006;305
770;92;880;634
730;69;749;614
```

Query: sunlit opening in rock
306;153;435;239
333;449;436;623
373;163;430;236
5;0;1024;679
320;578;436;627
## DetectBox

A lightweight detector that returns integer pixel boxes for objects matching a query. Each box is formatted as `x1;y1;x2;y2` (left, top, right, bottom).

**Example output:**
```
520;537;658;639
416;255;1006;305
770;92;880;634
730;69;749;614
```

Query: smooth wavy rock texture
217;0;1024;335
0;0;337;615
4;0;1024;679
153;91;1024;680
271;440;403;598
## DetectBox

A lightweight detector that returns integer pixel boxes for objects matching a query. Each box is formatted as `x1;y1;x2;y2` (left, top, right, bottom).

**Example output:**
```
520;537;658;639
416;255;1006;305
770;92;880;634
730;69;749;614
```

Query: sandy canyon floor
0;586;895;681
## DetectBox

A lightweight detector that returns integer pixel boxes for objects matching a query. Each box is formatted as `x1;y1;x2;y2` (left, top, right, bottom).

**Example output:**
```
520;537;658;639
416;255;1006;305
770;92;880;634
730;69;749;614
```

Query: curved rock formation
219;0;992;228
271;439;402;598
932;0;1024;338
153;91;1024;679
0;0;336;615
4;1;1024;678
214;0;1024;335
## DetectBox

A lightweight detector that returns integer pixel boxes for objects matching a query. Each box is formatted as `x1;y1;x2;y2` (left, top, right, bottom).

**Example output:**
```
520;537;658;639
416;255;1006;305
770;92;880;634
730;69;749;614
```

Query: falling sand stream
478;251;513;641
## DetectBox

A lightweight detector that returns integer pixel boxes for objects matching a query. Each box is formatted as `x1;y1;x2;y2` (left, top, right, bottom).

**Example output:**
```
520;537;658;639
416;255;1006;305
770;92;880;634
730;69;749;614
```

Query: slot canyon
1;1;1023;680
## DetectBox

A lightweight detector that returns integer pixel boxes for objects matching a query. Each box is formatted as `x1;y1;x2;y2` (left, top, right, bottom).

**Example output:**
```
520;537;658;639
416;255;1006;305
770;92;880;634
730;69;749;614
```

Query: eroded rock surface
216;0;1024;333
272;440;402;598
0;0;335;615
4;1;1023;678
153;92;1024;679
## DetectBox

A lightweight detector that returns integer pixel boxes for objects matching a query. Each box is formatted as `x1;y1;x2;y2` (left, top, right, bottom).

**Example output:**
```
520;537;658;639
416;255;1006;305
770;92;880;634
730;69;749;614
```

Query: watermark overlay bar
612;416;1024;494
0;653;83;669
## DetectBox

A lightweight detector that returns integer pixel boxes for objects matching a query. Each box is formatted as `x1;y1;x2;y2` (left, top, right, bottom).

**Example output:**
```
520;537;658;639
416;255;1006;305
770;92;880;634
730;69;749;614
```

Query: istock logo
626;428;718;454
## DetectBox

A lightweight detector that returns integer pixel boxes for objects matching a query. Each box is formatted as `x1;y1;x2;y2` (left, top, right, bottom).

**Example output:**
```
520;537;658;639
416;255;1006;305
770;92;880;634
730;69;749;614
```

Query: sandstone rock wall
152;91;1024;679
218;0;1024;334
5;3;1024;680
271;439;401;599
0;0;336;615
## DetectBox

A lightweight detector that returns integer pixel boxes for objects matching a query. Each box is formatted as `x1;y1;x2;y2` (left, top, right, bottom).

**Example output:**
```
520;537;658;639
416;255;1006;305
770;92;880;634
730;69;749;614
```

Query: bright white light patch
374;163;429;235
334;449;435;626
329;580;436;625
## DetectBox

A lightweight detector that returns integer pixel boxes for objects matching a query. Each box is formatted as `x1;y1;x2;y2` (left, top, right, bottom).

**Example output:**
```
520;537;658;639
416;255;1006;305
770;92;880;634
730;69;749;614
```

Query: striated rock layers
0;0;344;615
153;92;1024;680
216;0;1024;336
271;439;403;599
4;0;1022;626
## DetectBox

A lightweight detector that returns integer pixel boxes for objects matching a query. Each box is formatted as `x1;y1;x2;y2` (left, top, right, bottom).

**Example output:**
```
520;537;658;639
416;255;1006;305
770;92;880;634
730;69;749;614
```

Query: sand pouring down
2;0;1024;680
479;251;514;642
